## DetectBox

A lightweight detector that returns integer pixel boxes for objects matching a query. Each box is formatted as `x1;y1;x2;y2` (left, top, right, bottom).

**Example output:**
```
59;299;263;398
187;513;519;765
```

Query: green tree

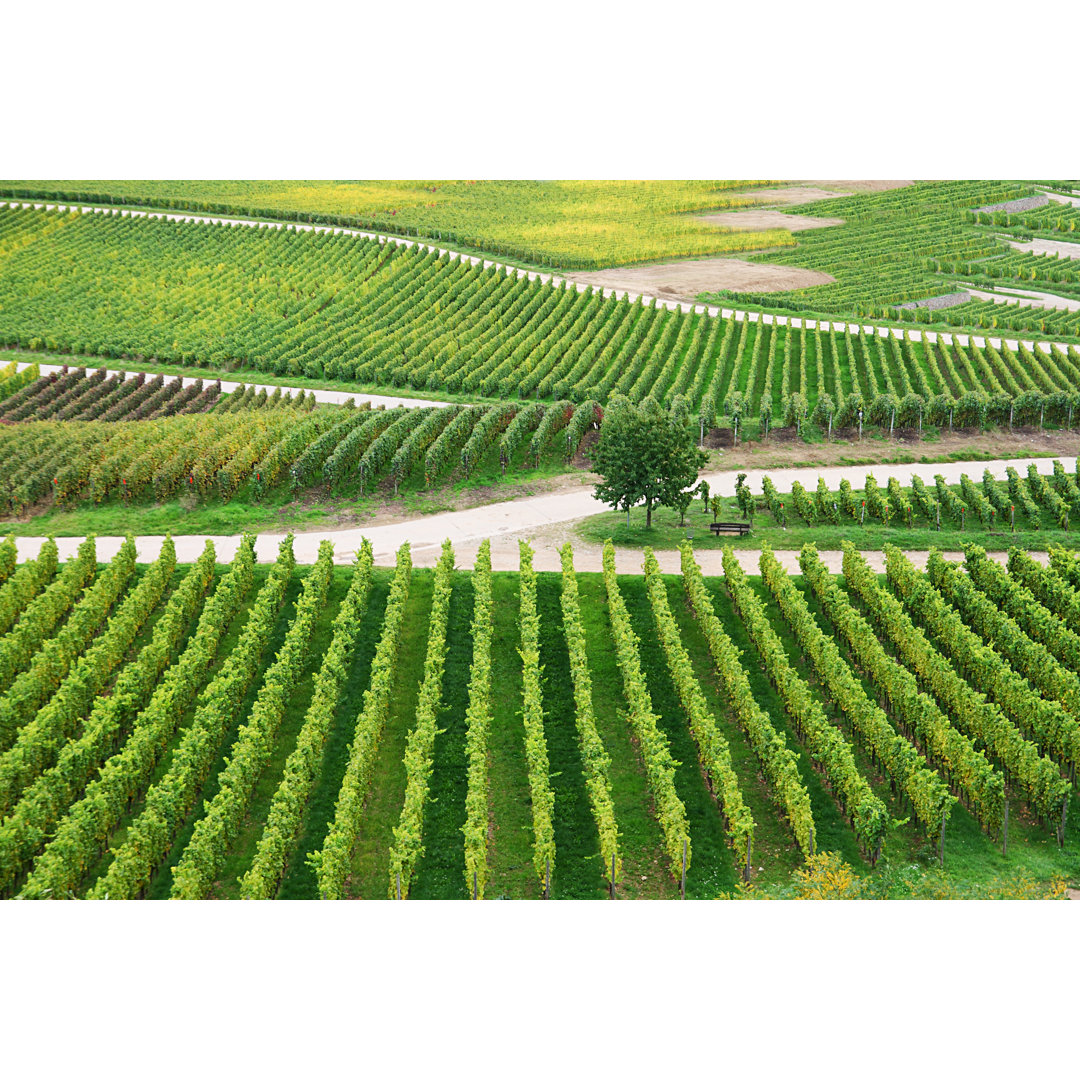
591;398;707;528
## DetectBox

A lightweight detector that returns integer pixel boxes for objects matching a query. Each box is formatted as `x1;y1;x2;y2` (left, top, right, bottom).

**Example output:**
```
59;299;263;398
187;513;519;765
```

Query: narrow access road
10;455;1071;569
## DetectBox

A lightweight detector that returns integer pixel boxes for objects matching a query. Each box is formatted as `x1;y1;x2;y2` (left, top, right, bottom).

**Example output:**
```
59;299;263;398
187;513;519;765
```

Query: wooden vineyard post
396;871;401;901
744;834;752;884
809;825;815;858
939;817;946;868
1002;801;1008;856
473;871;478;901
1059;796;1069;849
610;853;616;899
681;839;687;900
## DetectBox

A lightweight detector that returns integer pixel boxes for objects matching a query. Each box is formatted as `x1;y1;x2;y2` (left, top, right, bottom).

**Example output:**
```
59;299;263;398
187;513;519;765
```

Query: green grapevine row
902;549;1080;776
518;542;557;890
966;546;1080;677
602;540;690;878
387;541;455;898
20;537;256;898
722;546;889;857
0;537;167;814
557;544;621;886
239;541;375;899
0;539;58;637
762;547;954;838
926;549;1080;772
6;205;1080;424
170;542;334;898
462;540;492;898
0;537;136;752
0;537;97;695
0;543;216;896
1049;545;1080;591
843;543;1068;823
311;544;412;900
1008;547;1080;627
679;543;814;855
87;537;297;898
643;548;755;871
800;546;1004;834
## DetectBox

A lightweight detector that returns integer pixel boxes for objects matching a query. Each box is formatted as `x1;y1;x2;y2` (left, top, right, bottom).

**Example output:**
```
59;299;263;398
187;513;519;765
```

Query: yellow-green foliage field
0;179;794;269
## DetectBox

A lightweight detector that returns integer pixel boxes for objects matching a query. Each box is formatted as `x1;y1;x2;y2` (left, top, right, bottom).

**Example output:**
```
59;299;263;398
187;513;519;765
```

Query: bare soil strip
964;285;1080;313
698;209;843;232
568;258;835;302
1008;237;1080;260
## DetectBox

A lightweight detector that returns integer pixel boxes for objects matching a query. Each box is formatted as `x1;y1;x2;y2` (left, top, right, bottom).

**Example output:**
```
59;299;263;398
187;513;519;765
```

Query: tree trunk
646;500;653;528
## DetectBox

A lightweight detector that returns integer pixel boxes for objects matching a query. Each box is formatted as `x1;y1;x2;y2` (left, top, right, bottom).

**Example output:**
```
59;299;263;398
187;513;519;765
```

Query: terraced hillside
2;207;1080;439
730;181;1080;337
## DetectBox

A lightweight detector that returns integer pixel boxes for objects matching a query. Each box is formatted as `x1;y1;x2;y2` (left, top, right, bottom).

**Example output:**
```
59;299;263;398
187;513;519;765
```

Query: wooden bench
709;521;751;537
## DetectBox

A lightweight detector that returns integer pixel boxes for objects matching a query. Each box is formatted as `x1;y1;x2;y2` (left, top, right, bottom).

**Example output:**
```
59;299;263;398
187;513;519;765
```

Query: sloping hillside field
2;206;1080;441
0;535;1075;900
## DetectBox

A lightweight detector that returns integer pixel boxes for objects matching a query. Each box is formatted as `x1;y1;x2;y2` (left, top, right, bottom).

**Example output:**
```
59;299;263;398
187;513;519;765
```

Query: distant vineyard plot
2;207;1080;437
723;181;1080;338
0;180;790;269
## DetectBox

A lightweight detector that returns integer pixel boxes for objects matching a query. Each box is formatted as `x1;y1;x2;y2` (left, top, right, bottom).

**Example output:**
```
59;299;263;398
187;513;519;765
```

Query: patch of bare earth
567;258;834;303
964;285;1080;313
807;180;913;193
730;181;912;206
699;209;843;232
735;186;854;206
702;426;1080;471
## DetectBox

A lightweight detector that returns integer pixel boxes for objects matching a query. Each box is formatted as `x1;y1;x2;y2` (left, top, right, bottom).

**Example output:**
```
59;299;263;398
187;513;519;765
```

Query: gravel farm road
10;455;1071;572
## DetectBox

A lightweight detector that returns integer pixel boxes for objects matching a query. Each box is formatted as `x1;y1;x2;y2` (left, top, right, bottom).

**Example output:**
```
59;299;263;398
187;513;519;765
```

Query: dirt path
964;285;1080;314
11;455;1073;567
1007;237;1080;260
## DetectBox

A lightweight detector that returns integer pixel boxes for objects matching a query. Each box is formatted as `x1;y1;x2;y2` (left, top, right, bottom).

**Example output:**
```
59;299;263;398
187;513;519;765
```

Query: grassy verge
577;491;1080;552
